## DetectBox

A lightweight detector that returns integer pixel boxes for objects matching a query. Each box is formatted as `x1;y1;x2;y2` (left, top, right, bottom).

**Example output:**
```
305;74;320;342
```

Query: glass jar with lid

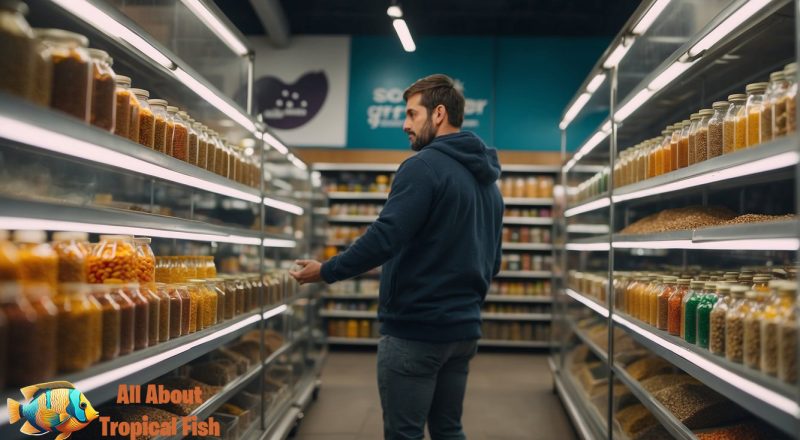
764;71;786;142
784;63;797;135
88;235;136;283
0;0;37;101
656;277;676;330
205;130;217;173
88;283;120;361
745;82;769;148
87;48;116;132
113;75;133;139
141;283;164;345
121;282;149;350
54;283;98;371
183;281;201;333
696;281;719;349
651;140;664;177
187;117;199;165
133;237;155;284
726;286;749;363
30;29;53;107
206;279;226;323
165;106;178;157
14;229;58;289
105;280;135;355
52;231;89;283
0;230;20;282
215;137;227;177
762;282;794;376
196;277;218;329
193;121;206;168
220;276;237;319
682;280;705;343
170;283;190;336
709;283;731;356
655;130;670;174
1;281;53;386
707;101;728;159
646;276;662;325
131;88;154;148
148;99;169;154
725;94;747;152
778;283;798;383
695;109;713;164
743;290;766;369
161;283;181;340
35;28;91;122
752;275;771;293
22;282;57;379
155;257;169;283
683;117;697;166
173;111;190;161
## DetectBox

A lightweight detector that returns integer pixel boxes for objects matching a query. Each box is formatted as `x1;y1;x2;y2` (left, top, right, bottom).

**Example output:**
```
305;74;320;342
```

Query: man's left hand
289;259;323;285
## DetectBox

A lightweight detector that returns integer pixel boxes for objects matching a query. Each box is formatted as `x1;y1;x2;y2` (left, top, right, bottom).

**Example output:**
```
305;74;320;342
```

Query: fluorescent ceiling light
689;0;773;57
648;60;696;92
51;0;173;69
564;197;610;218
603;38;633;68
262;131;289;155
262;238;297;248
174;68;256;133
264;197;304;215
586;73;607;93
0;115;261;203
387;5;403;18
613;151;800;202
632;0;672;35
560;93;592;130
565;289;609;318
181;0;249;56
392;19;416;52
614;88;654;122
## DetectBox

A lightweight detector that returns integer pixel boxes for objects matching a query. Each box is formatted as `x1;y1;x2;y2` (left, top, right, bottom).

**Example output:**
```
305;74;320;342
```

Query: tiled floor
292;350;577;440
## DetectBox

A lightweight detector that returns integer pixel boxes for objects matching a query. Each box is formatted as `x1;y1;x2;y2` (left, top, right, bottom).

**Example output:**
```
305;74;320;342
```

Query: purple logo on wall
254;71;328;129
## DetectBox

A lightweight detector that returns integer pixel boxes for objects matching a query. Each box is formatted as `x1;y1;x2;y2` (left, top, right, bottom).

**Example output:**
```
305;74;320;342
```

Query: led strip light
564;197;610;218
263;197;305;216
565;242;611;251
565;288;609;318
613;238;800;251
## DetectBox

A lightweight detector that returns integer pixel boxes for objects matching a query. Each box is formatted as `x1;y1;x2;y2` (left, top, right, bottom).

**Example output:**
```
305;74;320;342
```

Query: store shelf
611;364;696;440
612;313;799;436
327;192;389;200
564;194;610;218
613;220;800;251
612;138;799;204
569;319;608;363
322;293;379;300
503;217;554;226
501;165;560;173
484;295;552;304
313;163;398;172
328;215;379;223
327;337;380;346
320;310;377;319
0;195;296;247
0;95;262;204
550;357;608;440
481;313;552;322
503;197;554;206
564;289;609;319
496;271;553;279
478;340;552;348
566;224;610;234
501;242;554;251
261;395;299;440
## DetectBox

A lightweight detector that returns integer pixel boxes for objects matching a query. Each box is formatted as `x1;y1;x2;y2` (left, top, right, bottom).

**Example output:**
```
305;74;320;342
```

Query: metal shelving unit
552;0;800;438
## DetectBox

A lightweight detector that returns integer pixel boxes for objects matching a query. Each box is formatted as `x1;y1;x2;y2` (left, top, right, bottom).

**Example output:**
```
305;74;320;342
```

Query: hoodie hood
424;132;501;184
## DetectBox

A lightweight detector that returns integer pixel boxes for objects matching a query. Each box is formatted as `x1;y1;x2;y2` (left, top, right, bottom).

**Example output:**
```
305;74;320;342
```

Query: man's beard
410;117;436;151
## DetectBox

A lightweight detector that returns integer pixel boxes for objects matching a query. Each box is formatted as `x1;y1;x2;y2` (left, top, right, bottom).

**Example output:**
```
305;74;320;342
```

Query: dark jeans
377;335;479;440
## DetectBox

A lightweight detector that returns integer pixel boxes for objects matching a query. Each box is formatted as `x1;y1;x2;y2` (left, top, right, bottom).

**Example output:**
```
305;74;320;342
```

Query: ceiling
214;0;643;37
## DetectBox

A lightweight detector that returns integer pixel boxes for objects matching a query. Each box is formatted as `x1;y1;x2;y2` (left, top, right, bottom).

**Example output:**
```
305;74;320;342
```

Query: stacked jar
114;75;134;139
87;48;116;132
149;99;169;154
132;88;154;148
36;28;91;122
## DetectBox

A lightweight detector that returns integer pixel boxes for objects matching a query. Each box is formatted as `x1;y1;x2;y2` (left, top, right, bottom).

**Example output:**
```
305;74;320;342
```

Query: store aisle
293;350;576;440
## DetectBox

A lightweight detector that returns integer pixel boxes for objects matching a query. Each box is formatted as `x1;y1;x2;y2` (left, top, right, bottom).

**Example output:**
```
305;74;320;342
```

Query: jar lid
133;237;152;244
34;28;89;47
148;99;168;107
681;119;691;126
0;282;21;302
770;71;785;82
745;290;759;299
178;111;189;118
689;114;701;120
166;106;179;113
0;0;29;15
784;62;797;75
87;48;110;61
730;285;748;296
699;109;714;116
712;101;729;109
716;284;731;293
130;88;150;98
115;75;131;86
99;234;133;242
745;82;768;93
52;231;89;242
704;282;717;290
677;278;691;284
728;94;746;102
753;275;771;282
778;283;797;297
690;280;705;288
13;230;46;244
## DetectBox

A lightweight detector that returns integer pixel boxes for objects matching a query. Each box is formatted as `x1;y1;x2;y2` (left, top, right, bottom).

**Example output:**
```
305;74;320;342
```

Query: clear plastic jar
785;63;797;135
745;82;769;148
14;229;58;289
23;282;58;379
148;99;169;154
54;283;98;371
696;281;719;349
215;137;227;176
121;282;149;350
88;48;116;132
1;281;53;386
207;279;226;323
187;117;199;165
113;75;133;139
131;88;154;148
0;1;36;100
165;106;178;157
52;231;89;283
105;281;135;356
186;280;208;332
657;277;676;330
744;290;766;369
35;28;91;122
656;129;671;173
206;130;218;173
646;277;662;325
725;94;747;152
695;109;713;164
196;123;209;170
763;71;786;142
88;283;120;361
88;235;136;283
141;283;163;346
133;237;155;284
30;31;53;106
707;101;727;159
162;283;182;339
172;284;191;335
173;111;190;161
709;283;731;356
683;280;705;342
726;286;749;363
685;116;699;166
762;282;794;376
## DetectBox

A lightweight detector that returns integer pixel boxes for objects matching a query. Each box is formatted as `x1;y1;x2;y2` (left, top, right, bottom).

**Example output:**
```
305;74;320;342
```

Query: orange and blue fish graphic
7;381;99;440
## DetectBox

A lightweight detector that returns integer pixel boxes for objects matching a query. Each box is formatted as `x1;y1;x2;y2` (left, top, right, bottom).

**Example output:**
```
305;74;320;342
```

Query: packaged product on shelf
707;101;727;158
206;279;225;323
174;283;191;335
187;116;199;165
52;231;89;283
696;281;719;349
745;82;769;148
21;282;57;382
161;283;181;340
652;382;748;429
1;281;52;386
695;109;713;163
105;281;134;356
0;231;21;280
148;99;168;154
215;136;226;176
88;235;136;283
763;71;786;142
725;286;749;363
113;75;133;139
761;282;794;376
197;279;218;328
682;280;705;342
172;111;190;161
54;283;97;372
656;277;676;331
724;94;746;153
87;49;116;132
164;105;178;157
709;284;731;356
14;229;58;288
784;63;797;134
778;289;798;383
646;276;662;326
743;289;765;369
133;237;155;283
0;0;37;101
206;130;219;173
677;119;690;168
131;88;154;148
185;280;202;333
140;283;160;347
196;123;208;170
122;282;149;350
36;28;91;122
89;283;121;361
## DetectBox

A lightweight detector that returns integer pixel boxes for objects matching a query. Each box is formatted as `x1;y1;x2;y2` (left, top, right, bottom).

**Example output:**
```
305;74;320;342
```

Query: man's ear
435;104;446;125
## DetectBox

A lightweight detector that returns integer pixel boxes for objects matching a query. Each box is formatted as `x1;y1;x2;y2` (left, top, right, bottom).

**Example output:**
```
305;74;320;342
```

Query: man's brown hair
403;74;465;128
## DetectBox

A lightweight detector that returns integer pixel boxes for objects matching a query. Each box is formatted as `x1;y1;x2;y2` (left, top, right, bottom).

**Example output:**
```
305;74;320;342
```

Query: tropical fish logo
7;381;98;440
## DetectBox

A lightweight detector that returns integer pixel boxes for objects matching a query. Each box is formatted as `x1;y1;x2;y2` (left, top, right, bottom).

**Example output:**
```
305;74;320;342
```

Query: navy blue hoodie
320;131;504;342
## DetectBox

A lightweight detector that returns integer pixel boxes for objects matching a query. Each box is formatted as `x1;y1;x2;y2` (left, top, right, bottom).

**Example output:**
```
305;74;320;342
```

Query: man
290;74;503;440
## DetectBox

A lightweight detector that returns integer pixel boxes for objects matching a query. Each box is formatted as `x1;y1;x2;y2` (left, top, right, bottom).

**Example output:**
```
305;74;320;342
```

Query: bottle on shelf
54;282;98;372
14;229;58;289
696;281;719;349
743;290;767;369
725;94;747;153
709;283;731;356
784;63;797;135
725;285;749;363
52;231;89;283
682;280;705;343
745;82;769;148
87;48;116;133
707;101;728;159
113;75;134;140
35;28;91;122
694;109;713;164
131;88;154;148
148;99;169;154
